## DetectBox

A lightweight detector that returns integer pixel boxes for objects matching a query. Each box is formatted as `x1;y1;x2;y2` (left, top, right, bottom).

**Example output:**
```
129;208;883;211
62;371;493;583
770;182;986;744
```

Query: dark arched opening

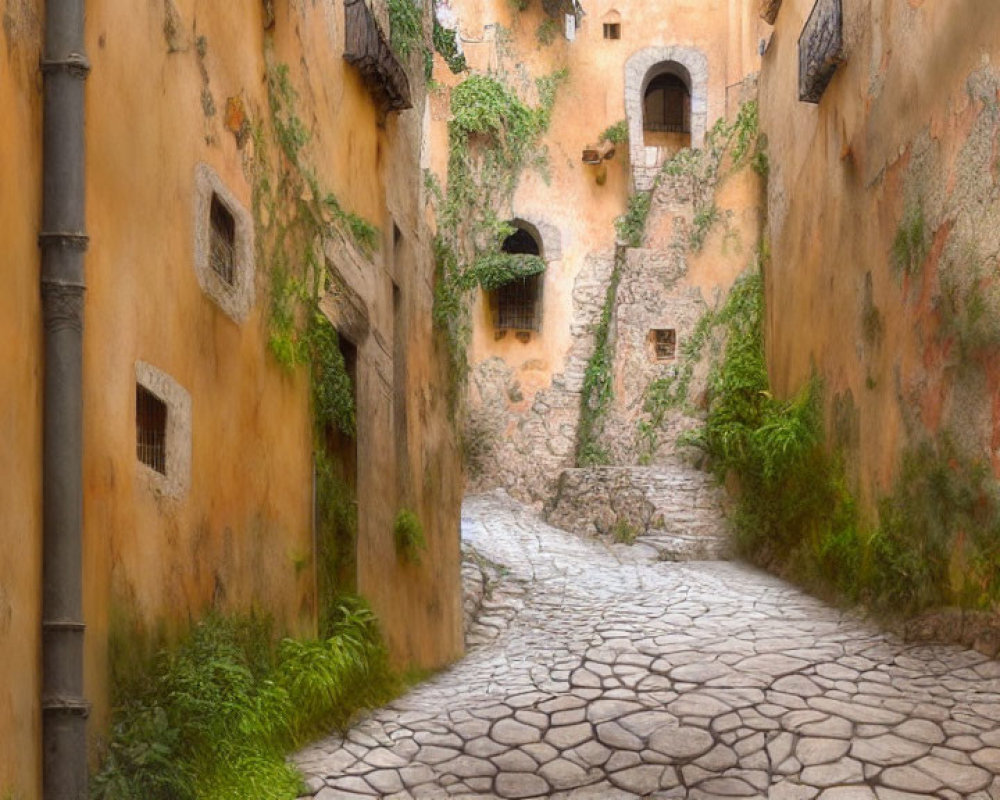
642;62;692;151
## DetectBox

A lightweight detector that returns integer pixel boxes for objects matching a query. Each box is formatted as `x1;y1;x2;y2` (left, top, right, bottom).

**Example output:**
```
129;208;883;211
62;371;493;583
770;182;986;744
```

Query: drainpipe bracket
38;232;90;252
41;695;91;718
40;52;91;79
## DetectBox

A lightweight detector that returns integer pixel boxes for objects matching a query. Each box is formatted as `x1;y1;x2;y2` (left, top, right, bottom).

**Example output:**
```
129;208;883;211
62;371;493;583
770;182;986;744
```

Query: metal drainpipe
39;0;90;796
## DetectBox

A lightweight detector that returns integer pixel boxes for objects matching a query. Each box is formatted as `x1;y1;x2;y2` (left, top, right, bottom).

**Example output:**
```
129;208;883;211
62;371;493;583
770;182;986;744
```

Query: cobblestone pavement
296;491;1000;799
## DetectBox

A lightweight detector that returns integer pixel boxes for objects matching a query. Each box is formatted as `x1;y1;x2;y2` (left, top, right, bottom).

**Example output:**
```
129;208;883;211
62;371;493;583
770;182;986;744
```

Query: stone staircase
543;462;731;560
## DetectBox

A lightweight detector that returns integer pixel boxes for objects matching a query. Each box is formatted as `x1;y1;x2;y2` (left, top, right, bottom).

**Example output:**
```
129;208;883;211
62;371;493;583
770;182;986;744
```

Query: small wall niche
649;328;677;361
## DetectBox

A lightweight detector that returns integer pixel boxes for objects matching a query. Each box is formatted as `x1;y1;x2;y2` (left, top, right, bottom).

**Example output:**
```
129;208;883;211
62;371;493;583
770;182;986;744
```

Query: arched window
494;226;543;334
643;73;690;134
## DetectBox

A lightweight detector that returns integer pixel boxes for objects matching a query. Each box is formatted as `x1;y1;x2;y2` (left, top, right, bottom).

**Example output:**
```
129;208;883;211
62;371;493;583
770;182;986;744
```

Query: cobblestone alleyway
296;491;1000;799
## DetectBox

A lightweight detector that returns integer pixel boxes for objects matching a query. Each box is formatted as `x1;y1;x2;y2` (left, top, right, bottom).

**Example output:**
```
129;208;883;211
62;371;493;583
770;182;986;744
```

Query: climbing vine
661;101;764;252
575;250;624;466
430;69;567;404
599;119;629;145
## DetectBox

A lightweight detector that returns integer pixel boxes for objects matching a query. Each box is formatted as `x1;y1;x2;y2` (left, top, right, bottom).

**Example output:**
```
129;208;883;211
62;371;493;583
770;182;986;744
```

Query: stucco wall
0;1;43;795
758;0;1000;510
2;0;463;790
439;0;765;502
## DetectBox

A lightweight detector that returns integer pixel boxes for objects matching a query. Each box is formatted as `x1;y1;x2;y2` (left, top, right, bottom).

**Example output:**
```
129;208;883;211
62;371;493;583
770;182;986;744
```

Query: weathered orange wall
0;2;43;795
2;0;463;792
759;0;1000;509
453;0;764;381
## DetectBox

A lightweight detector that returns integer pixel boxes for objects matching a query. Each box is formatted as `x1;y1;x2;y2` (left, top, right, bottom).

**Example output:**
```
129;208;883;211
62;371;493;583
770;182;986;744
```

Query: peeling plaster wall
759;0;1000;510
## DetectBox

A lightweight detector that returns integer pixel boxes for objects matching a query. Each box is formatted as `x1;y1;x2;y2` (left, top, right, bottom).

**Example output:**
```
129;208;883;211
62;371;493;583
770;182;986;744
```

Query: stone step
544;464;731;560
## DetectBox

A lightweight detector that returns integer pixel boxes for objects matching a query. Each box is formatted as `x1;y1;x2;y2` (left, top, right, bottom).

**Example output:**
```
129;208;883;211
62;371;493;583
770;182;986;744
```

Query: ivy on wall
430;69;567;407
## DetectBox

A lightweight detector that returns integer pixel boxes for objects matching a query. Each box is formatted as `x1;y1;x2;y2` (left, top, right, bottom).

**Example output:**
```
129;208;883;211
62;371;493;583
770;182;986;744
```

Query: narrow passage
296;492;1000;799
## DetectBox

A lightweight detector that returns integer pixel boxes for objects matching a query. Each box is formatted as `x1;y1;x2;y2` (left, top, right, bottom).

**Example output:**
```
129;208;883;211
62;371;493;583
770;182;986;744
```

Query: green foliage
463;252;546;291
611;519;640;545
636;309;718;461
660;101;763;253
432;19;467;73
535;17;559;46
614;191;652;248
576;252;623;466
322;194;379;255
308;312;356;438
937;257;1000;359
260;62;378;371
315;450;358;635
393;509;428;564
892;202;928;276
388;0;423;59
690;204;720;251
599;119;629;145
92;605;396;800
431;71;565;407
684;263;1000;618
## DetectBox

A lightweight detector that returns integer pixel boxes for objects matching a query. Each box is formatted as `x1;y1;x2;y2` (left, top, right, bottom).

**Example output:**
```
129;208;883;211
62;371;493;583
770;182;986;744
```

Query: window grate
496;275;541;332
136;384;167;474
209;193;236;285
652;328;677;361
603;23;621;39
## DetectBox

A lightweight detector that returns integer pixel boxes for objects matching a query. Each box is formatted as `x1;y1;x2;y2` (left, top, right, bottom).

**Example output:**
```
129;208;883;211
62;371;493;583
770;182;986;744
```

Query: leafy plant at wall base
394;509;428;564
315;449;359;635
612;519;639;545
682;265;1000;618
91;605;397;800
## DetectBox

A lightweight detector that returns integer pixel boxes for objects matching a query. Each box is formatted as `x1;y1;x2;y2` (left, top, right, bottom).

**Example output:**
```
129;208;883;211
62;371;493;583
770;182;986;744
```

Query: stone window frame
135;361;192;499
193;163;255;322
625;46;708;191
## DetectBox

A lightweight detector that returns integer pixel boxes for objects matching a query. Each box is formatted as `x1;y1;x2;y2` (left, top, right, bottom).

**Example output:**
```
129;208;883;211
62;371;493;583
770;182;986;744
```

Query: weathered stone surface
294;493;1000;799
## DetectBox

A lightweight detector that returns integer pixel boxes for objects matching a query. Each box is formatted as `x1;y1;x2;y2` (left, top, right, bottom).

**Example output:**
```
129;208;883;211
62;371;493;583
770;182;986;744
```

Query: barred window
209;194;237;284
493;227;543;334
136;384;167;475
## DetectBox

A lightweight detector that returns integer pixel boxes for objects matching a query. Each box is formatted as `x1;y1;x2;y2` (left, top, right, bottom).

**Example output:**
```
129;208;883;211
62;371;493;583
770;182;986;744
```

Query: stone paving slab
296;490;1000;799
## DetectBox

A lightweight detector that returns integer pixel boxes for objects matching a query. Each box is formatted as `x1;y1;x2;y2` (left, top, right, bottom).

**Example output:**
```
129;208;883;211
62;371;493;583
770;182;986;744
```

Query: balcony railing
798;0;843;103
343;0;412;112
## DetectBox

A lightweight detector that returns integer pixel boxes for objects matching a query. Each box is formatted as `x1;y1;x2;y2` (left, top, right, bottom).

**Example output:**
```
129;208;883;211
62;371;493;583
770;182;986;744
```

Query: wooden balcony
798;0;843;103
343;0;412;112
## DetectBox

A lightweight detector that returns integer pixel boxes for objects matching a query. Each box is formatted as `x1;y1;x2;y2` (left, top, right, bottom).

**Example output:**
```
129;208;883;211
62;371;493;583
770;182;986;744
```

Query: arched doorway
624;46;708;190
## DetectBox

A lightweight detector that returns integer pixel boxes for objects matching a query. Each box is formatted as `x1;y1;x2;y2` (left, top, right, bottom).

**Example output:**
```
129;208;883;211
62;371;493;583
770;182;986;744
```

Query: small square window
650;328;676;361
136;384;168;475
194;163;256;322
603;23;621;39
209;193;237;284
